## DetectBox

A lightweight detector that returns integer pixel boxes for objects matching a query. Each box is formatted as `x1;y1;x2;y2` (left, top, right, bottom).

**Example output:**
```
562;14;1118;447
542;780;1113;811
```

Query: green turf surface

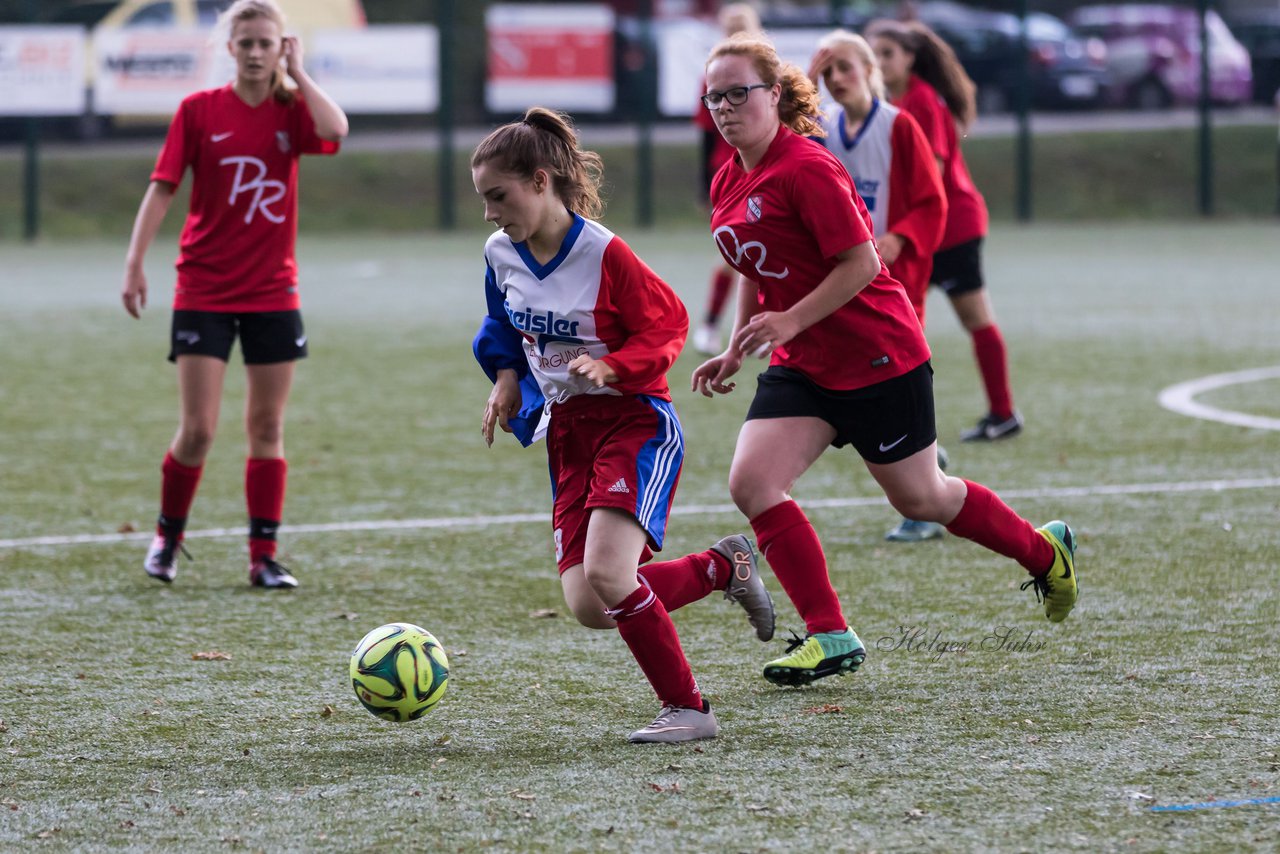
2;224;1278;851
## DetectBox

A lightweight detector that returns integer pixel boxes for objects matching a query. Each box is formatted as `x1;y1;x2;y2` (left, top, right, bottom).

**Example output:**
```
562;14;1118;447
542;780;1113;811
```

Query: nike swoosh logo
644;726;695;734
1057;545;1072;579
879;434;908;452
211;132;233;142
295;336;307;347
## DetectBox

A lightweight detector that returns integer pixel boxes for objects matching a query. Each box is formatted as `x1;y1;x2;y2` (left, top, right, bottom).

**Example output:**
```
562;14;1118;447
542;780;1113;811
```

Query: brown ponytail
471;107;606;219
866;19;976;129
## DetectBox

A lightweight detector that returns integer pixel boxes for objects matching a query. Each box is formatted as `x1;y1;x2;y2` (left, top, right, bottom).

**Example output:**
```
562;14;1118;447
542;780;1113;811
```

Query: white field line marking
2;476;1279;550
1158;365;1280;431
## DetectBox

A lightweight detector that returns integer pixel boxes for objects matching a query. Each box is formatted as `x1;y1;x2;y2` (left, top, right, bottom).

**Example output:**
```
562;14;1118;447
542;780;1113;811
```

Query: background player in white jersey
692;36;1079;688
471;107;775;744
121;0;347;589
809;30;953;544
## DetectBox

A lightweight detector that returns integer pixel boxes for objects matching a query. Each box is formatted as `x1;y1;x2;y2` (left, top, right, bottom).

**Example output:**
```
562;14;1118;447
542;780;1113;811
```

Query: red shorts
546;394;684;573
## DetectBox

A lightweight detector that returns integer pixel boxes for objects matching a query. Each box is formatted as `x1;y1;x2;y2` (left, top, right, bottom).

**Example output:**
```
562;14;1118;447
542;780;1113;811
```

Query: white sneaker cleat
144;533;188;583
692;324;721;356
628;701;719;744
249;557;298;589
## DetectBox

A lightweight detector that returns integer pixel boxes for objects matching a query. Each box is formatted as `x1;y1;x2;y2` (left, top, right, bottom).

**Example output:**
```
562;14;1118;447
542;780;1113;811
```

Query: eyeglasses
701;83;770;109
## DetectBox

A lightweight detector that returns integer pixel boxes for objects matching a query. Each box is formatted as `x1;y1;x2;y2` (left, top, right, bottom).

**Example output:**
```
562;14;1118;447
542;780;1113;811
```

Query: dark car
1225;10;1280;104
918;1;1110;113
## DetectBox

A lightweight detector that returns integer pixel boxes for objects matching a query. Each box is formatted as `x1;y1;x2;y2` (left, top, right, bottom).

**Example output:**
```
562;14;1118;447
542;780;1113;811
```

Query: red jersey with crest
893;75;987;251
709;126;929;391
152;85;339;312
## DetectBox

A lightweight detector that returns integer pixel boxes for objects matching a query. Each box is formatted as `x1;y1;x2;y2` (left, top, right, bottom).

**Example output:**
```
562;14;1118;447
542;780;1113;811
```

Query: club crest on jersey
276;131;291;153
745;195;763;223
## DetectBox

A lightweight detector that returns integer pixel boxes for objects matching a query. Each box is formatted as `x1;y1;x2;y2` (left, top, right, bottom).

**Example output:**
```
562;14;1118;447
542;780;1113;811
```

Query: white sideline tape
2;477;1279;550
1158;365;1280;432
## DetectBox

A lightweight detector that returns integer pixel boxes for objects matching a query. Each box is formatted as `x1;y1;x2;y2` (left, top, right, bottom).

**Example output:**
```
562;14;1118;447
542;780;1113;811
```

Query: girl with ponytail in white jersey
809;30;953;544
471;107;776;744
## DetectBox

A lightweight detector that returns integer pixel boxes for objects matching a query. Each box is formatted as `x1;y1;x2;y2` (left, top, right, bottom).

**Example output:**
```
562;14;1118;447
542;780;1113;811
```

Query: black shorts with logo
168;310;308;365
930;237;985;295
745;361;937;464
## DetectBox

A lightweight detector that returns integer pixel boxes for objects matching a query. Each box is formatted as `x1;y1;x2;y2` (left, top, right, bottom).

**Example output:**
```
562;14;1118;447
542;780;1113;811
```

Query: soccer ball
349;623;449;722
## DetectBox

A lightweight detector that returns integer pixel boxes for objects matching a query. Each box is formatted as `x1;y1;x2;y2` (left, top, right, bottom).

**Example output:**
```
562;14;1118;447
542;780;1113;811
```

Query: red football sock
158;451;203;537
245;457;287;561
972;324;1014;420
705;268;735;323
944;480;1053;574
637;549;728;612
608;585;702;710
749;500;846;635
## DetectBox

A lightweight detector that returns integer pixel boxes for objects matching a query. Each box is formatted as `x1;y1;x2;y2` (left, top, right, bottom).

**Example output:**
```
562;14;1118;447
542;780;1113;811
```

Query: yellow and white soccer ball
349;623;449;722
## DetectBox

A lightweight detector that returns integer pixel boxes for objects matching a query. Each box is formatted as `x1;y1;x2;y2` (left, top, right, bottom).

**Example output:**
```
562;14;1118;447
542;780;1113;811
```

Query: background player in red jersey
691;35;1079;687
809;30;953;544
472;107;775;744
868;19;1024;444
692;2;761;355
121;0;347;588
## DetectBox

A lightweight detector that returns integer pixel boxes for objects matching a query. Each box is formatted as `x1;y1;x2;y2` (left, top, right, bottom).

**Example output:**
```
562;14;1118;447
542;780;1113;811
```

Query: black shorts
168;310;308;364
745;361;937;464
930;237;985;295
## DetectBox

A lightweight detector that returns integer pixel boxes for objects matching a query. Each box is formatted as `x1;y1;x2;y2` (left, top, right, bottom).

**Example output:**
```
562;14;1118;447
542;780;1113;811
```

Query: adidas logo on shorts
608;478;630;494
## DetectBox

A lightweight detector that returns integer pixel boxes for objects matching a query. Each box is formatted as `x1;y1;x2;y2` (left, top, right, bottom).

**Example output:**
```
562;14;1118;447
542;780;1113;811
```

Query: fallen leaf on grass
529;609;558;619
905;809;927;822
745;804;769;812
35;828;61;839
332;612;358;621
1127;791;1155;801
648;782;681;794
803;704;843;715
319;705;335;718
118;522;136;533
192;651;232;661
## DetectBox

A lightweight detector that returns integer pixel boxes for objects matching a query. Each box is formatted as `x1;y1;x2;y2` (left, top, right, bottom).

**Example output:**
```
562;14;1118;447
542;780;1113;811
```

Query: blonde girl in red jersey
868;19;1024;444
691;35;1079;686
121;0;347;589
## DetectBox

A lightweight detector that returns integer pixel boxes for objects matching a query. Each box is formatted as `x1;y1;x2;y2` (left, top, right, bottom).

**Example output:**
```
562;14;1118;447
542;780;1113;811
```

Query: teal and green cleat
1022;520;1078;622
763;628;866;686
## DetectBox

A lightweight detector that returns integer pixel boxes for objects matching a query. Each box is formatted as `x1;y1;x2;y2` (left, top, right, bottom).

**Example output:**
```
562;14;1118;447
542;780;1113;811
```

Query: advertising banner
486;4;615;114
0;26;87;117
93;27;230;115
309;26;439;114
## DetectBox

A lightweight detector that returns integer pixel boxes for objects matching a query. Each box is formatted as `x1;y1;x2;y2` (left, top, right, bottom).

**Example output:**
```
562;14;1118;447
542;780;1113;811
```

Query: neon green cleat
1022;520;1078;622
763;628;866;686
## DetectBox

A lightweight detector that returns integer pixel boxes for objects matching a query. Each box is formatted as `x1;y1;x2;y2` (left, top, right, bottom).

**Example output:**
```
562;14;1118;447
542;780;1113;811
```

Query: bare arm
283;35;349;142
734;241;880;357
122;180;176;318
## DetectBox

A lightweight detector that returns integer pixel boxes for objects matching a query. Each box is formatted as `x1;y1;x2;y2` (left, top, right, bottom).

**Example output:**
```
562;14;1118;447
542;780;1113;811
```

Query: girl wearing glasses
868;19;1024;444
472;107;775;743
691;35;1078;687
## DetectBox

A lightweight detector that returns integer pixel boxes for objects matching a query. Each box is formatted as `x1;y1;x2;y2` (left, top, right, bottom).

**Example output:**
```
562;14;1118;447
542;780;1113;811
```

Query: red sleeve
887;112;947;256
150;96;197;187
597;237;689;392
292;94;340;156
792;153;873;261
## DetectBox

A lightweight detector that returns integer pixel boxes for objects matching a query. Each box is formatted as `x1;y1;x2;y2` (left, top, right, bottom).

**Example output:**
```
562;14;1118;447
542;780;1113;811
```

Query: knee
887;488;944;522
246;413;284;447
175;422;216;459
565;586;615;630
728;470;775;519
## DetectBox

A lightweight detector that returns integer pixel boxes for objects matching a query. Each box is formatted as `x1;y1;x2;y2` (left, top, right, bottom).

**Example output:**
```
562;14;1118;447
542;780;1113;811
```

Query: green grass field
1;224;1278;851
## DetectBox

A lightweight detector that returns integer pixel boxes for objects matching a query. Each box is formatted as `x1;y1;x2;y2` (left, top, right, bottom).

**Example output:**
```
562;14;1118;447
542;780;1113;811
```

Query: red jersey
894;75;987;250
152;85;340;312
709;126;930;391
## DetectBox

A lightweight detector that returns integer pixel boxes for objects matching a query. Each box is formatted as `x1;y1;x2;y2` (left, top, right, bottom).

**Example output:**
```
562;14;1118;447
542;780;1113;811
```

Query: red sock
705;268;735;323
246;457;287;561
749;500;845;635
637;549;727;612
972;324;1014;419
608;586;702;710
158;451;203;537
945;480;1053;574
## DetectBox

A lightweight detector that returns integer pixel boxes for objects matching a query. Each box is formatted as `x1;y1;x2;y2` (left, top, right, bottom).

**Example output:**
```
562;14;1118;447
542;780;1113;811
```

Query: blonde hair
221;0;293;104
471;107;606;219
817;30;886;102
865;19;976;128
718;2;762;37
707;35;825;138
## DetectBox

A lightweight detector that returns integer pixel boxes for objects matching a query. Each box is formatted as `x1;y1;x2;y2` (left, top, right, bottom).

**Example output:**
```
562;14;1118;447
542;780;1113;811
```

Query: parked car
917;2;1110;113
1070;4;1252;108
1224;10;1280;104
